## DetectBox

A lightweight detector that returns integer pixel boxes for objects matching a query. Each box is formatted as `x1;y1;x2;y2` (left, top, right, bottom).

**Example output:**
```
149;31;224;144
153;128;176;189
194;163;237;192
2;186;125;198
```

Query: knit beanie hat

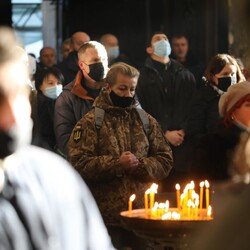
219;81;250;117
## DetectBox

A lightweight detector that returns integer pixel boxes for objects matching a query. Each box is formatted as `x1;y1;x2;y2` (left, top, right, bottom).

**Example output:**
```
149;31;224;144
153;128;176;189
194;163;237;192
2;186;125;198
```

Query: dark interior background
1;0;250;68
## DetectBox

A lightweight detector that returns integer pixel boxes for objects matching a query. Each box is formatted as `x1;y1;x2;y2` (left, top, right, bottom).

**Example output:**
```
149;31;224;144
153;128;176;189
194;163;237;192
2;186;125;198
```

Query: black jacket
54;71;96;156
187;81;221;140
136;57;196;174
136;57;196;133
191;123;245;181
37;92;56;151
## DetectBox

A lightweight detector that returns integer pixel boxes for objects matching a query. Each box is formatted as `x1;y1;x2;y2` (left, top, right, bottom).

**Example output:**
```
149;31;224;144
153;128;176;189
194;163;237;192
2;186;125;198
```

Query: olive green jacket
68;88;173;225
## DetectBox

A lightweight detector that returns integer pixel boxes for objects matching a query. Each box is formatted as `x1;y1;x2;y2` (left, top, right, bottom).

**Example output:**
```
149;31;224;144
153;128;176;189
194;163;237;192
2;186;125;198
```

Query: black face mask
88;62;105;82
109;91;134;108
0;130;15;159
217;76;236;92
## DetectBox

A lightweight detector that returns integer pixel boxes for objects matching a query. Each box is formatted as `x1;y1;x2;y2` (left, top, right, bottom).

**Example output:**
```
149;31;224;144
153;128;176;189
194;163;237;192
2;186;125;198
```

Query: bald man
100;33;133;67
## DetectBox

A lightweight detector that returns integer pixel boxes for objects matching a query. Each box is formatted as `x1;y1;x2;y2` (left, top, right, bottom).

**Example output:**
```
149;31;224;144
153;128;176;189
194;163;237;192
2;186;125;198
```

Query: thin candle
205;180;210;209
128;194;136;215
149;183;158;209
199;181;204;210
175;183;181;210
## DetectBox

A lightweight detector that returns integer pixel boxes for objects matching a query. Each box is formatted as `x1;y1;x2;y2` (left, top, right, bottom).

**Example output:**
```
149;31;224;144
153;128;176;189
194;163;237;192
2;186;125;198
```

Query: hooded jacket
54;71;98;156
68;88;173;225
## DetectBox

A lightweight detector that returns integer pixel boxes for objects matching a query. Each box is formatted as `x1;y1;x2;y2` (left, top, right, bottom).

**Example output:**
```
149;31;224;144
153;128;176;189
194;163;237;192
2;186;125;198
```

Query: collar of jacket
71;71;95;101
145;57;183;74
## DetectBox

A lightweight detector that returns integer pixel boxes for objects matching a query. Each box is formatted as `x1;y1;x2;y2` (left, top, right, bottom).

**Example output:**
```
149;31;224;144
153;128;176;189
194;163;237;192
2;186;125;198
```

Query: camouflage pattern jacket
68;88;173;225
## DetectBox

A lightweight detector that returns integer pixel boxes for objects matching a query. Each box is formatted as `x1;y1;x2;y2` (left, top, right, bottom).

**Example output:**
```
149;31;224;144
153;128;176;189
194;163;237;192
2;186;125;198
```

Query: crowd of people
2;25;250;250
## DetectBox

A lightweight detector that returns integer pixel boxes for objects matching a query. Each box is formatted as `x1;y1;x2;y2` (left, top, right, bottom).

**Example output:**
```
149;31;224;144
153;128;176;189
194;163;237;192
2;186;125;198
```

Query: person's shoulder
15;146;75;178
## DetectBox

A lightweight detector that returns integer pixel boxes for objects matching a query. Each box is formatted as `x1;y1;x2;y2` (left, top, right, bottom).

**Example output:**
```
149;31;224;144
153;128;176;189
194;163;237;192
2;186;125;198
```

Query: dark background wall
1;0;249;68
62;0;229;68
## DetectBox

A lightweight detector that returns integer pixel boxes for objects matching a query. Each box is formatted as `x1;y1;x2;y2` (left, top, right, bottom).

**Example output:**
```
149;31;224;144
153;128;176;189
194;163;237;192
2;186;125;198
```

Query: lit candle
165;200;169;213
205;180;210;209
195;199;199;219
207;205;212;218
149;183;158;210
199;181;204;210
189;181;195;199
128;194;136;215
175;183;181;210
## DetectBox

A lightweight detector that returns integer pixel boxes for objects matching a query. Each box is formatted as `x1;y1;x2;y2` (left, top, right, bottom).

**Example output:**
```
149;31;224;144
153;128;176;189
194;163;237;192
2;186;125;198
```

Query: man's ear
146;46;153;55
78;60;87;72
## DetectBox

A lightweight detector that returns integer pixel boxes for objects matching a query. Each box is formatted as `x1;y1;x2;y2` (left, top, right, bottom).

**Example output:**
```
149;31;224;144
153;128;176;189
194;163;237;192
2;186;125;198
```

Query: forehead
151;34;168;43
41;48;55;55
114;73;137;87
219;64;237;74
172;37;188;45
73;33;90;43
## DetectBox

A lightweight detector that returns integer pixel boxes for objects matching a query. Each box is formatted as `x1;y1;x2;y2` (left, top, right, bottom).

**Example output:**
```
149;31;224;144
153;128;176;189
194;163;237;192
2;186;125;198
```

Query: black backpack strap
136;108;150;136
94;107;105;130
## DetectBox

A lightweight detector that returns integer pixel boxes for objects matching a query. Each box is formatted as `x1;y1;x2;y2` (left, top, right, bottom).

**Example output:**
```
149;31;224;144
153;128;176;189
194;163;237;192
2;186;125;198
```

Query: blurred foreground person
68;62;173;249
191;129;250;250
0;26;114;250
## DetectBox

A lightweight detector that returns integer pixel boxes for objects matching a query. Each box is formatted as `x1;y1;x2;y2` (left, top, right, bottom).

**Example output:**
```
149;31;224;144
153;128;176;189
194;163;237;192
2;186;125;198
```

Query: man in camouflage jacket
68;62;173;248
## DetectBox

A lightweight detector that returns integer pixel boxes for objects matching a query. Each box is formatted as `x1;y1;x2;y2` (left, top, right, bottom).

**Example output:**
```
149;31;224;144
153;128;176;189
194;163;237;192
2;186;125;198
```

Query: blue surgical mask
44;84;63;99
107;46;119;62
153;40;171;58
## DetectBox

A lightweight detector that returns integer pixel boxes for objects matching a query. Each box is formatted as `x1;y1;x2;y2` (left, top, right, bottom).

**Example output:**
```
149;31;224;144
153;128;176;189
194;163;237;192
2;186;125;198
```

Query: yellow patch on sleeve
73;125;82;143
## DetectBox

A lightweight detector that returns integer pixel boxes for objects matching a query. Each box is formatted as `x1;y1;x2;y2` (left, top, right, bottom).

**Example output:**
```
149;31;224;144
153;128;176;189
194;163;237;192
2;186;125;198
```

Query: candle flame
175;183;180;190
207;205;212;216
200;181;204;188
205;180;210;188
190;180;195;189
195;199;199;207
129;194;136;202
145;189;150;195
150;183;158;193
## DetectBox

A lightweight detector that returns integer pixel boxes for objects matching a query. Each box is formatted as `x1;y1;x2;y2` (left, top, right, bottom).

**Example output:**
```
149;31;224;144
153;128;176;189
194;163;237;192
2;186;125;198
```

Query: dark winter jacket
68;88;173;225
136;58;196;173
54;71;97;156
136;57;196;133
187;81;222;140
37;92;56;151
191;122;245;181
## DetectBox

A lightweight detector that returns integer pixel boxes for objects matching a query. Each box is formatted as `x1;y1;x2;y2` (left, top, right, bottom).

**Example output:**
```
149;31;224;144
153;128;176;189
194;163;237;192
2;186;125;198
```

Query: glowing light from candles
175;183;180;210
205;180;210;209
199;181;204;210
128;194;136;214
149;183;158;210
207;205;212;217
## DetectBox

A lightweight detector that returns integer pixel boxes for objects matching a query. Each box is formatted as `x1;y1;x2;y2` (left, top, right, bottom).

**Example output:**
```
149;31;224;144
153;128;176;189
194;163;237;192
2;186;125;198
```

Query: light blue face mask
107;46;119;62
153;40;172;58
44;84;63;99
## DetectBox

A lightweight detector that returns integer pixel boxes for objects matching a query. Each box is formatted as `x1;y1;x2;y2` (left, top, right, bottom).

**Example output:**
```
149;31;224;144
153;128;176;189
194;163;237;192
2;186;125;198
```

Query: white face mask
44;84;63;99
153;40;172;58
107;46;119;62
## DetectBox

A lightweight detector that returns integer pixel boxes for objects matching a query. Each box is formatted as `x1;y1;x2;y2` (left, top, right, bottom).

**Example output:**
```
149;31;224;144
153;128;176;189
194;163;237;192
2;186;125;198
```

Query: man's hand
165;130;185;147
119;151;139;171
